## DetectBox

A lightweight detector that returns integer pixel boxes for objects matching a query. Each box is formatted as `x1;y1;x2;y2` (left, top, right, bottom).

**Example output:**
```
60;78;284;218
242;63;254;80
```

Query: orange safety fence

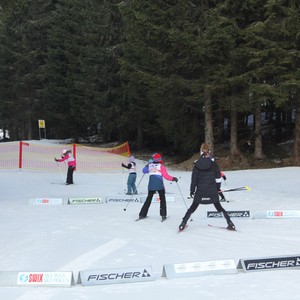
0;141;131;172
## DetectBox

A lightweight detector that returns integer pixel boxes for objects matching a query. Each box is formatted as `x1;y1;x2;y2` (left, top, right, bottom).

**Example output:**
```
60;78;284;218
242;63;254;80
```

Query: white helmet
62;149;68;155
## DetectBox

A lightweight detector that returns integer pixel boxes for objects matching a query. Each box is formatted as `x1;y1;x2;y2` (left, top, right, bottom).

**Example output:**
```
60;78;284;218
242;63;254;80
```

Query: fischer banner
106;196;141;203
237;255;300;272
77;266;155;286
207;211;251;218
68;197;103;205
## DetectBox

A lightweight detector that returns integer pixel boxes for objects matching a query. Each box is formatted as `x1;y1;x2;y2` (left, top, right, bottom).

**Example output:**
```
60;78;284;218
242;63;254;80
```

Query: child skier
121;156;137;195
138;153;178;222
55;149;76;185
219;171;227;202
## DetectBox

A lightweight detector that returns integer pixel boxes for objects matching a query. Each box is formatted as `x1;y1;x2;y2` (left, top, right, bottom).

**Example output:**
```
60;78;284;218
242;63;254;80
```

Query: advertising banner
207;211;251;218
106;196;141;203
162;259;237;279
253;210;300;219
68;197;103;205
237;255;300;272
28;198;63;205
78;266;155;286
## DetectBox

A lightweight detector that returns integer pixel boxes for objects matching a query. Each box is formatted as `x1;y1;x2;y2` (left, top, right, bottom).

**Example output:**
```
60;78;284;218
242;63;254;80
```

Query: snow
1;160;300;300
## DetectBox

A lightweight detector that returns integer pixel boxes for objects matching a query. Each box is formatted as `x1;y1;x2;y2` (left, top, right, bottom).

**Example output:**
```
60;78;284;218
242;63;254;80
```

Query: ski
51;182;75;185
208;224;237;231
135;217;149;222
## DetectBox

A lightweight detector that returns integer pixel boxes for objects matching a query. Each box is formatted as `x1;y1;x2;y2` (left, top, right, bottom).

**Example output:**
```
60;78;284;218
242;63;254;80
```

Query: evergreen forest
0;0;299;163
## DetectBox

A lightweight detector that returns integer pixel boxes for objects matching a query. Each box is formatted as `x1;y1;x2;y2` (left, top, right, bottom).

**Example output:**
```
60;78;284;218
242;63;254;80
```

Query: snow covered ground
1;160;300;300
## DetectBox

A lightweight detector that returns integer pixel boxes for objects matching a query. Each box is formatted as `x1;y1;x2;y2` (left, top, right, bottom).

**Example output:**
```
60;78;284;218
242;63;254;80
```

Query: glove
54;158;58;162
172;177;178;182
190;192;194;198
121;163;126;168
222;175;227;180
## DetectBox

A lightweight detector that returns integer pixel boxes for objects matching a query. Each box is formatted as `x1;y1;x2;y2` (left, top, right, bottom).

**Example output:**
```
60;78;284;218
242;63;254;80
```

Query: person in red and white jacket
138;153;178;221
55;149;76;185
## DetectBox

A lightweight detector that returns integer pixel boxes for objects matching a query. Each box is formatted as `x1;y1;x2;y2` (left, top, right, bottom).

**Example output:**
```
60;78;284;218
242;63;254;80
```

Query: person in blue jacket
138;153;178;221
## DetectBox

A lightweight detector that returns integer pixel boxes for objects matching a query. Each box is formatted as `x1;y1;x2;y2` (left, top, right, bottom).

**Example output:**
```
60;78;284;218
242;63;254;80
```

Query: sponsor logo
87;269;151;281
207;211;250;218
17;272;71;285
106;197;140;203
69;198;103;204
244;256;300;271
266;210;300;218
37;199;49;204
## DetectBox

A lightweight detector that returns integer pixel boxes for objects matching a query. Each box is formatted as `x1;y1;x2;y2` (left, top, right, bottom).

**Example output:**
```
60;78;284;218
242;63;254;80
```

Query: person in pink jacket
55;149;76;185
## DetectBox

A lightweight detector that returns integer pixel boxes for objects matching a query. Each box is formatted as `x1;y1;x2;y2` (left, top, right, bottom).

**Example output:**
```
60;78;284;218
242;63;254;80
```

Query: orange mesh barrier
0;141;131;172
0;141;19;169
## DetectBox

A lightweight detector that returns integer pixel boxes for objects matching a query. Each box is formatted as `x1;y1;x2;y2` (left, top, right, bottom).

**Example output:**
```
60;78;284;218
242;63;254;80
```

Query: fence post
18;141;30;170
19;141;23;170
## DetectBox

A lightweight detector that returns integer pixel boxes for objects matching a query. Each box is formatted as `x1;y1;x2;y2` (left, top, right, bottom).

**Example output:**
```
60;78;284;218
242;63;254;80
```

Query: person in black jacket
179;152;235;231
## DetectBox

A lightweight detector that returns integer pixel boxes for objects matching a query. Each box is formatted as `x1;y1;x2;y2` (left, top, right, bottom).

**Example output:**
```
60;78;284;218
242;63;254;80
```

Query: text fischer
247;260;296;269
88;272;141;281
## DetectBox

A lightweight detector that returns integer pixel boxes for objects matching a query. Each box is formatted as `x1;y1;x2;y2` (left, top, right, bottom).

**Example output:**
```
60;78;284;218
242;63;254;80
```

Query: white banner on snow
253;210;300;219
28;198;63;205
0;271;74;287
162;259;237;279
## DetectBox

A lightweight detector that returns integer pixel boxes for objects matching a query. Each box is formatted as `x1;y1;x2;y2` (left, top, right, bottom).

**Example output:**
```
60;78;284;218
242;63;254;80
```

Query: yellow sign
38;120;45;129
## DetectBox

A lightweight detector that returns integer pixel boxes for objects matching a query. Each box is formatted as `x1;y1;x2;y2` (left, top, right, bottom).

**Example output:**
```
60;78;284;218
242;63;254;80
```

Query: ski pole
220;186;251;193
176;182;193;222
123;173;145;211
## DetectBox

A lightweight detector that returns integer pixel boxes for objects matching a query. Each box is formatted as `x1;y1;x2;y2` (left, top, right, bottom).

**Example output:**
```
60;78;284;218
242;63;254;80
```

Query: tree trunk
254;102;264;159
204;86;214;153
292;100;300;165
136;116;143;150
230;106;241;157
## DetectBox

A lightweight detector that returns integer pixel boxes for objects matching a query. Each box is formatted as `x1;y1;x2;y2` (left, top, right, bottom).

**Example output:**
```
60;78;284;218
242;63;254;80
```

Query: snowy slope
0;163;300;300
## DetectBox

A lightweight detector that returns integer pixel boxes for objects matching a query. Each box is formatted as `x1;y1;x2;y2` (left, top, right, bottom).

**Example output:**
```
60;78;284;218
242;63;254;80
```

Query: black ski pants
139;190;167;217
66;166;75;184
182;201;231;224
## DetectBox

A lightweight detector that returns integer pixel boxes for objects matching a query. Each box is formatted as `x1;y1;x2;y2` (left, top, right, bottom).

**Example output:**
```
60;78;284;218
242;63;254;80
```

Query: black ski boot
179;221;186;231
227;220;236;231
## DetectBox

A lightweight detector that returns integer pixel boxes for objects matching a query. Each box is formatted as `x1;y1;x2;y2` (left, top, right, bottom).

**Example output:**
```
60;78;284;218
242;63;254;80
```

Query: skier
179;151;235;231
138;153;178;221
121;155;137;195
219;171;227;202
198;143;227;202
54;149;76;185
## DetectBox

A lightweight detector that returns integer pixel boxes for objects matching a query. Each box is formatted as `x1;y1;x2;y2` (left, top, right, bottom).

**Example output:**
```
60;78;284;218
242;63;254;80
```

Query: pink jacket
57;153;76;167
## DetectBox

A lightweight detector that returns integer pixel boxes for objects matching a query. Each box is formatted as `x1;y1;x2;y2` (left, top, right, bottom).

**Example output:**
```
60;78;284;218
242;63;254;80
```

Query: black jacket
190;157;221;204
